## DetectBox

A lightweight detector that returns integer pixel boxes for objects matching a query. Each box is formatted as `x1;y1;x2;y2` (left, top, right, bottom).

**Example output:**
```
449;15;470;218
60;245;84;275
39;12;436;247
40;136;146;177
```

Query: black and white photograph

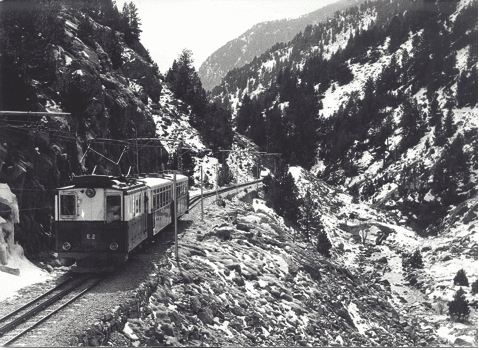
0;0;477;347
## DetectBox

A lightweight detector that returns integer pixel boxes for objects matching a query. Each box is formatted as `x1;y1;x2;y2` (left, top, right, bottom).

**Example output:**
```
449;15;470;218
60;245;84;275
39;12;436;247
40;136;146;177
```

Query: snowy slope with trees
209;0;477;238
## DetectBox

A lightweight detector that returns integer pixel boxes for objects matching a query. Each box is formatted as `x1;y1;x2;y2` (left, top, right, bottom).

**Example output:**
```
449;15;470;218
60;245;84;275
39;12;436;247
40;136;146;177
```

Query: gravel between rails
4;184;258;347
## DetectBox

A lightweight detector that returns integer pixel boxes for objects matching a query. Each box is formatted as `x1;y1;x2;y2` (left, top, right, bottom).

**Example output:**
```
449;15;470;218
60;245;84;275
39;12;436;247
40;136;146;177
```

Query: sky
117;0;340;74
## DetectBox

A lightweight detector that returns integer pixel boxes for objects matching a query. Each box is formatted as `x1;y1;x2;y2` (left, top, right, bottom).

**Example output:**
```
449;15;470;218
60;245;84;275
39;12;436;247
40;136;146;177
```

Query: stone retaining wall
73;274;162;346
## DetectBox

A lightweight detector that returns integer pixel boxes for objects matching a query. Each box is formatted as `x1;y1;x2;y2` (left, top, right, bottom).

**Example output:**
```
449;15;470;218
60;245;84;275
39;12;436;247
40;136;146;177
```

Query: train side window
60;194;76;216
106;196;121;223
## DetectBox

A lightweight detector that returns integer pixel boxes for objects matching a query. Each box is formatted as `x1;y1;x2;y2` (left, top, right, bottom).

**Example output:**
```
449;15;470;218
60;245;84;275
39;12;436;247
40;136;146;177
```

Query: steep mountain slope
198;0;356;91
209;0;478;235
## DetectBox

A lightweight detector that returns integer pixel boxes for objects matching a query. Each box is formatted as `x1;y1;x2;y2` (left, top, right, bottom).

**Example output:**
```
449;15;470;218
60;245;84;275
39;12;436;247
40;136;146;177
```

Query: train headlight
86;188;96;198
62;242;71;250
109;242;119;251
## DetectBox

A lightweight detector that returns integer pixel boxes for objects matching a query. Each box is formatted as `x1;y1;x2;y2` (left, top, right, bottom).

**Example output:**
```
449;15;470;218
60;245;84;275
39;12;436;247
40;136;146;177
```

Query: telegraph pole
200;165;204;221
178;141;183;174
133;122;139;175
215;163;219;204
199;149;211;221
173;171;178;261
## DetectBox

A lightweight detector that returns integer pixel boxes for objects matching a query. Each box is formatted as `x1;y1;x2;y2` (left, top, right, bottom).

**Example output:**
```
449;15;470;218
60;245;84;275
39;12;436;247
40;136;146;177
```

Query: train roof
163;173;188;182
58;175;144;191
140;176;173;188
57;173;188;191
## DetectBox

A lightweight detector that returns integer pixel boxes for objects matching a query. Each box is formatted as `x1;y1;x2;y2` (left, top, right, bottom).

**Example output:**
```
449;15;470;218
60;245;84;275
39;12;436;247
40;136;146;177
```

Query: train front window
60;194;76;216
106;196;121;223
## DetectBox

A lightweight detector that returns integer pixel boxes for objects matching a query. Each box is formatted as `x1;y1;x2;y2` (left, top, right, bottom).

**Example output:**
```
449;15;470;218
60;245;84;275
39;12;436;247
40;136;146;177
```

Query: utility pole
199;149;211;221
255;152;266;190
178;141;183;174
215;163;219;204
200;165;204;221
173;171;178;261
134;122;139;175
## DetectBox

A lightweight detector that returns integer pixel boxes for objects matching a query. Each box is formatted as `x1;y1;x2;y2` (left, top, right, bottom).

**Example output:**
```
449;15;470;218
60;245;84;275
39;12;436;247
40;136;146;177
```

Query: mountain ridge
198;0;357;91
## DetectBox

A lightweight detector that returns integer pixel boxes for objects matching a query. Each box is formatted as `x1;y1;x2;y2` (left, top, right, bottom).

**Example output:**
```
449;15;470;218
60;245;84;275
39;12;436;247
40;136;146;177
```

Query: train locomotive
55;173;189;272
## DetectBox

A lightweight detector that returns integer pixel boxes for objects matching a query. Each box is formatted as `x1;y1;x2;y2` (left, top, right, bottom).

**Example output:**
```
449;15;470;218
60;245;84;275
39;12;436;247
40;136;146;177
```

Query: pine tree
448;288;470;321
408;249;424;269
399;98;424;151
444;108;456;138
299;190;321;242
265;163;299;225
120;1;142;45
454;269;469;287
316;224;332;258
281;172;300;226
236;94;253;134
429;93;442;127
434;116;446;146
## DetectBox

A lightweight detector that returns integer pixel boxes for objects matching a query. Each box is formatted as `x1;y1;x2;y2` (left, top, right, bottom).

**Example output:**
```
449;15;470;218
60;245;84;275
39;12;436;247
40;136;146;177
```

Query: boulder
229;318;243;331
197;307;214;325
231;305;246;316
236;223;251;232
243;330;256;343
226;263;242;273
232;276;245;286
190;297;202;313
280;293;293;302
453;338;473;347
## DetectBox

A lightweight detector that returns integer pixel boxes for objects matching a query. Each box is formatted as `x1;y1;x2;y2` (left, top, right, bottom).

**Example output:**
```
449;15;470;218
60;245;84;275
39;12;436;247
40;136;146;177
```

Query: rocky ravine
93;192;446;347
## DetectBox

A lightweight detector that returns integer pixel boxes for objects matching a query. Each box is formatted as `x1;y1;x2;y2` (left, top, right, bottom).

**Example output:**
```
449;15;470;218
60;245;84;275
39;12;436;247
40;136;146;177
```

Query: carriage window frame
60;193;76;217
152;190;157;210
106;195;122;223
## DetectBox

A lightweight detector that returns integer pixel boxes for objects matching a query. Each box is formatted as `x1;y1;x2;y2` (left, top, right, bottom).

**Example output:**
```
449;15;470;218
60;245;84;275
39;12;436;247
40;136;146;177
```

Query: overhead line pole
173;171;178;261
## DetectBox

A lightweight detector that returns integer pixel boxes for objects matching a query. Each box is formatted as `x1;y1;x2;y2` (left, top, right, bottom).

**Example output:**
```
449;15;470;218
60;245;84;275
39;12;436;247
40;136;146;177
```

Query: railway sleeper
72;257;126;273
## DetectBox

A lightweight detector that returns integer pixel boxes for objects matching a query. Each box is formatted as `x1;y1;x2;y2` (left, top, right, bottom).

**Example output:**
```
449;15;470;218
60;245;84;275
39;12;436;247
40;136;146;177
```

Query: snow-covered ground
0;184;52;302
289;165;478;346
0;252;52;302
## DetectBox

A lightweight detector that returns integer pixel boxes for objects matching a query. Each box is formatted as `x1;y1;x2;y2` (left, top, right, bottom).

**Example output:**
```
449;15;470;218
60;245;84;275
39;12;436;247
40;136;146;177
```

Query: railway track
0;274;107;347
188;179;262;209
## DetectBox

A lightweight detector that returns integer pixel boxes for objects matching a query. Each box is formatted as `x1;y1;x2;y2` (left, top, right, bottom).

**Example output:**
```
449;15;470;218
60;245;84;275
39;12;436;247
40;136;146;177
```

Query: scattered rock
454;338;473;347
197;307;214;325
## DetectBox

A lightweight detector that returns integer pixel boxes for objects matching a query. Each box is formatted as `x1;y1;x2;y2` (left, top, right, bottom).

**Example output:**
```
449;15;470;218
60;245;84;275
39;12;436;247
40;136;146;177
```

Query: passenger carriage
55;173;189;273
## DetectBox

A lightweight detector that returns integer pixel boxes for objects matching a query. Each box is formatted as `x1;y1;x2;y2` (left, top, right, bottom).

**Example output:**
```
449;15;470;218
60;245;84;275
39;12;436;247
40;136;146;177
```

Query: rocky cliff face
0;7;175;259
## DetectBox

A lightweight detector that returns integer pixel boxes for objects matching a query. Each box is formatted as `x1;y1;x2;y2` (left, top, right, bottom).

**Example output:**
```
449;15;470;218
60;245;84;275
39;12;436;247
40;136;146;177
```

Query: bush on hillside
407;249;424;269
448;288;470;321
454;269;469;287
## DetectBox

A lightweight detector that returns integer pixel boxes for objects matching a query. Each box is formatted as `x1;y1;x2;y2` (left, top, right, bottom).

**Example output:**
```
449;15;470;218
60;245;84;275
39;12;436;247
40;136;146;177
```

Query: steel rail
1;276;106;347
0;275;92;337
188;179;262;210
0;274;75;325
